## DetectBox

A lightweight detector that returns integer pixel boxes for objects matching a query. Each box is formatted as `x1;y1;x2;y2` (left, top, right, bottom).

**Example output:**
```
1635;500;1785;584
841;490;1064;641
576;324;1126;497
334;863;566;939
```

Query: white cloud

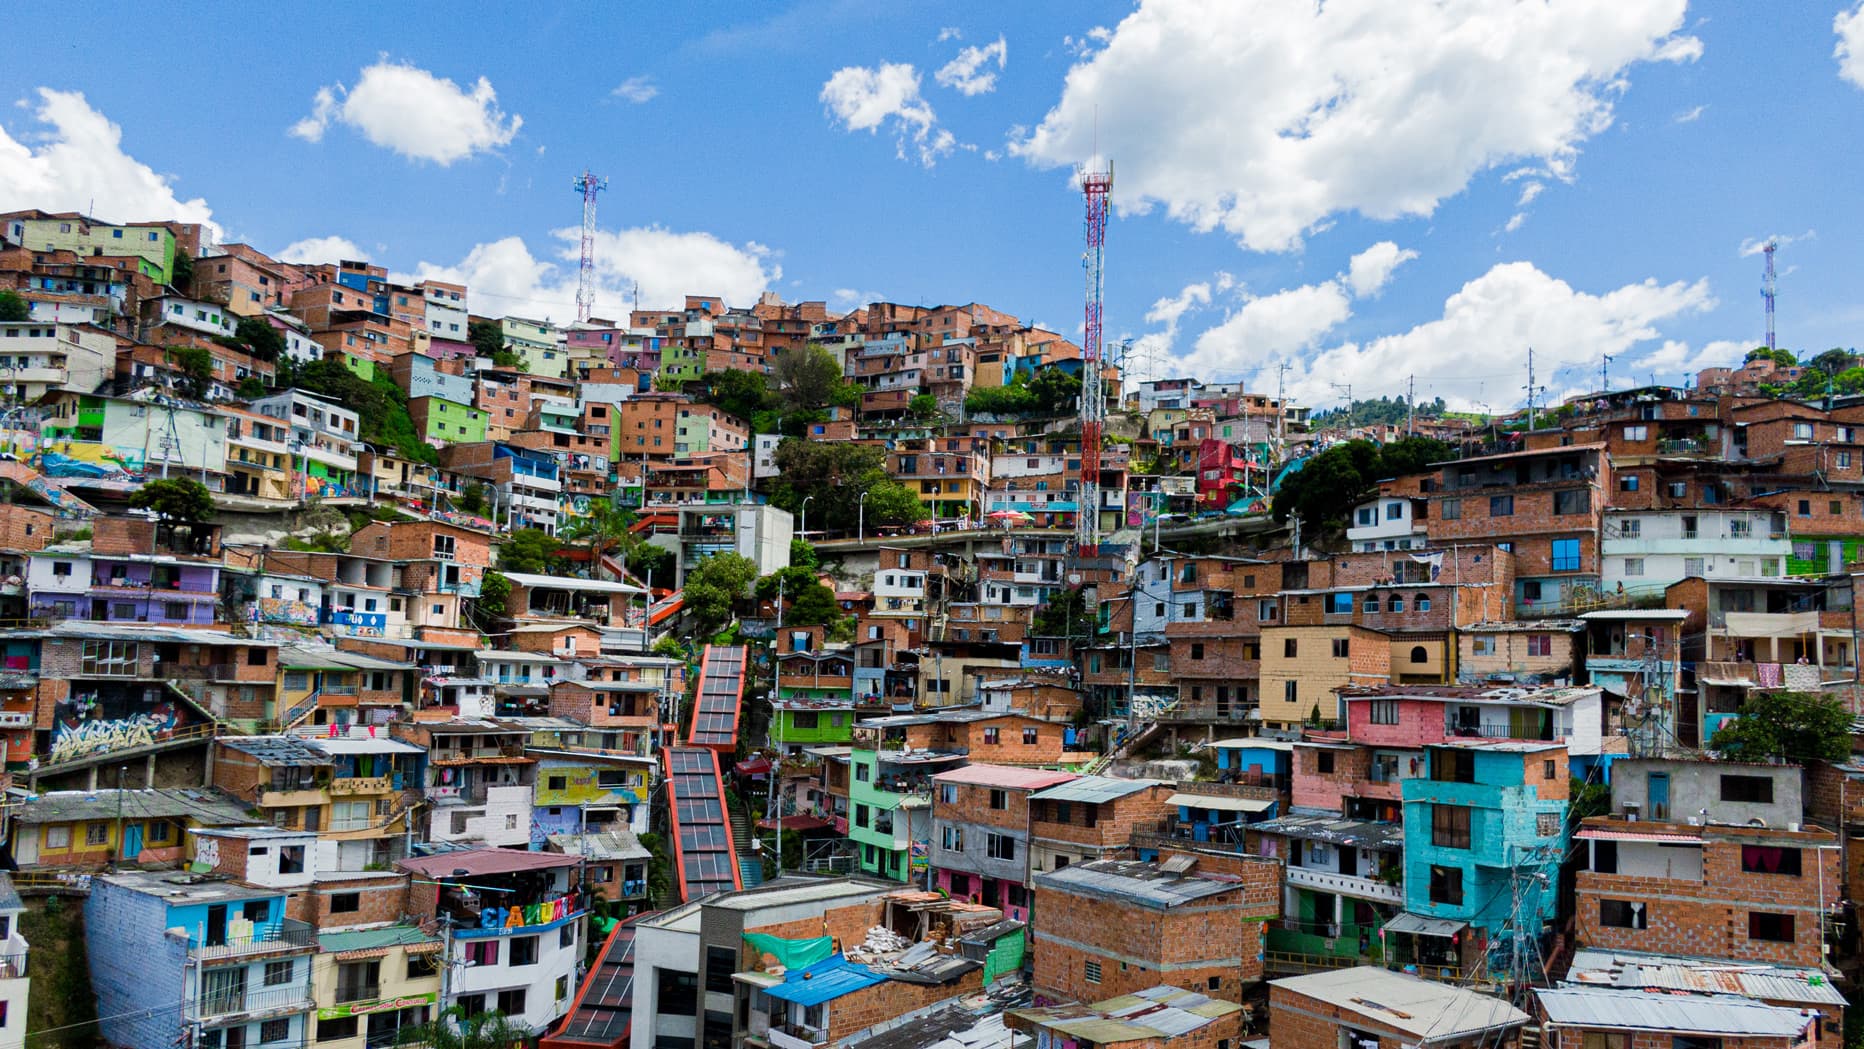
1516;182;1545;207
290;60;522;165
1674;104;1706;123
1183;280;1354;378
277;235;366;265
937;27;962;42
612;76;659;103
935;36;1008;96
1122;274;1232;383
1243;262;1715;408
1503;212;1528;233
1014;0;1699;252
1838;2;1864;88
412;226;779;323
1740;229;1816;257
820;62;954;166
1633;338;1745;378
0;89;221;239
1345;241;1417;298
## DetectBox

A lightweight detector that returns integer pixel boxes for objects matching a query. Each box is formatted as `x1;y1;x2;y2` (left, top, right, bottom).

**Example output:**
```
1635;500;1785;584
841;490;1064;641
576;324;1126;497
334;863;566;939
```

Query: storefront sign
317;992;437;1020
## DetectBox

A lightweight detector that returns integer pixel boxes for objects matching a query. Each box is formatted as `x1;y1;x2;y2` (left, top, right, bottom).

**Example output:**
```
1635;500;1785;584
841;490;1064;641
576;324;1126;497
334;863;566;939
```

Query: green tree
908;393;942;421
498;528;563;574
1031;586;1090;638
684;553;759;634
1028;368;1083;415
234;315;286;363
861;479;929;527
964;381;1038;417
789;537;819;569
1375;436;1454;477
0;290;28;322
169;344;215;399
236;377;265;400
1706;690;1853;766
558;497;633;565
394;1006;531;1049
1745;346;1799;368
130;477;217;526
1809;348;1858;377
457;482;490;516
755;566;845;629
701;370;777;427
773;344;847;413
467;319;504;359
472;569;510;626
290;358;436;464
170;249;194;291
627;543;675;585
1271;439;1383;535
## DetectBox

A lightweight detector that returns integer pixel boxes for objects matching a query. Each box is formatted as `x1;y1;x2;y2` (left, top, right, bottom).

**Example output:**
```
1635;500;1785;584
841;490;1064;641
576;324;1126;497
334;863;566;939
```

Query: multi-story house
0;321;114;401
1393;740;1569;977
1454;620;1584;685
1425;443;1608;615
1268;968;1528;1049
499;316;564;378
1577;608;1690;749
86;870;317;1049
398;850;586;1032
1250;813;1404;966
253;389;363;498
1601;507;1790;592
930;764;1076;921
399;719;537;847
1026;775;1175;875
1575;758;1839;968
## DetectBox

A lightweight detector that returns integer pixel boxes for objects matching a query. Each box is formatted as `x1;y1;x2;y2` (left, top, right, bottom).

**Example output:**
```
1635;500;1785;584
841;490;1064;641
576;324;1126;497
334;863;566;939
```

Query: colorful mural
50;694;182;764
256;597;319;626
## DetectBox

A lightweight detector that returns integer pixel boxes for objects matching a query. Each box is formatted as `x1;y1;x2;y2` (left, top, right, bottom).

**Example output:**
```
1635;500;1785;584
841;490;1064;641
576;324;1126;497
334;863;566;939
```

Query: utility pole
572;171;609;324
1274;362;1288;473
1406;375;1415;435
1600;354;1613;396
1524;348;1542;431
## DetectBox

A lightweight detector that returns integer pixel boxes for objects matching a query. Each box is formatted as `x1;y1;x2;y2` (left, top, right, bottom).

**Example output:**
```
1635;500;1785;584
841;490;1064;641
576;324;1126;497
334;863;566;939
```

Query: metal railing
187;918;315;960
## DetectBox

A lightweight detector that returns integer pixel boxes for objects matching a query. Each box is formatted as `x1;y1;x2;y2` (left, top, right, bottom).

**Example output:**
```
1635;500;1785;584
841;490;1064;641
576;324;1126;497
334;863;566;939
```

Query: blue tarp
761;955;886;1006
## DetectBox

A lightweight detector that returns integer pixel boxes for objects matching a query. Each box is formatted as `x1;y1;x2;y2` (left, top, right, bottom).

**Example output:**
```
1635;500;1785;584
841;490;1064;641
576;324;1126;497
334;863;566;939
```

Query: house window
1741;846;1803;876
1489;495;1513;517
331;892;360;913
1364;597;1380;613
84;823;107;846
990;789;1008;810
1471;636;1496;655
1441;498;1461;520
1388;597;1404;613
1527;635;1553;657
510;935;538;966
1085;960;1102;984
1554;489;1589;515
1316;751;1334;774
939;784;958;805
983;727;1000;745
1370;700;1399;724
1428;865;1464;905
1620;475;1640;492
1284;681;1298;703
1432;805;1471;848
1191;642;1205;659
1748;912;1795;942
260;1019;290;1044
1326;593;1353;615
1599;899;1648;929
986;834;1016;860
1623;425;1648;441
496;989;527;1017
1624;558;1645;576
1416;596;1431;611
1284;639;1297;658
1721;775;1774;803
1332;639;1349;658
1551;538;1582;572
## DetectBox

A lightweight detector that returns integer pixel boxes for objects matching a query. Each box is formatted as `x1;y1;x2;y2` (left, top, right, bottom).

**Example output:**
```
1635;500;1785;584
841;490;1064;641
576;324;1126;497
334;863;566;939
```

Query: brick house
1008;986;1244;1049
1026;776;1175;875
930;764;1077;922
1268;967;1528;1049
1031;856;1279;1005
1257;624;1391;728
1536;987;1816;1049
1574;758;1839;967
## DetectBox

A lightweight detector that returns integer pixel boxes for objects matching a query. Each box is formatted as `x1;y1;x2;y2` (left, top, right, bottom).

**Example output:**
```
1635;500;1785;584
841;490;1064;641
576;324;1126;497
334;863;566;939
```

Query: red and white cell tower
1762;240;1778;352
1076;161;1113;556
572;170;608;323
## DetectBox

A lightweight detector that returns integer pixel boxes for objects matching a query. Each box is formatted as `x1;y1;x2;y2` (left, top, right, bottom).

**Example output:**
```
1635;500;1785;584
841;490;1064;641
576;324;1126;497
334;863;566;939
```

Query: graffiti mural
257;596;319;626
50;703;182;764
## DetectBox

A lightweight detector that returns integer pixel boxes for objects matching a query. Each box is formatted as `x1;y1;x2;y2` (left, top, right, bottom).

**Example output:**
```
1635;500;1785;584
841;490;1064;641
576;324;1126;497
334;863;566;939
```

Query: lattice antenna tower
1076;161;1113;557
572;170;609;323
1762;240;1778;352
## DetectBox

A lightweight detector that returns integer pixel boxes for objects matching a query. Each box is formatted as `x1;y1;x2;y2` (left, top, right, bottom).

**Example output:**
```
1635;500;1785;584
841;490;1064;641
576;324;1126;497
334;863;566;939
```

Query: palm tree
395;1005;531;1049
558;497;636;578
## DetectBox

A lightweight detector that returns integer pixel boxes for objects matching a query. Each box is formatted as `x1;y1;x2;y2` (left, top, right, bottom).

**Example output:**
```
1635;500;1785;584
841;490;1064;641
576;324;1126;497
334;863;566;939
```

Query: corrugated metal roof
220;736;335;767
1564;949;1847;1008
13;788;256;826
1029;776;1164;803
933;765;1079;790
762;955;886;1006
501;571;646;594
398;849;581;878
1272;966;1527;1042
1537;987;1816;1037
1034;859;1238;909
317;925;439;953
1011;985;1241;1044
1574;828;1704;844
1251;814;1403;850
1167;793;1273;813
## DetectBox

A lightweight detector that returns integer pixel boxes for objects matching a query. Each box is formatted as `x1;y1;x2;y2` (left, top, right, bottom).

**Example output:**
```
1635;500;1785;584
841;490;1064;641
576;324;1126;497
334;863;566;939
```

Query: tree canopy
963;368;1082;418
774;345;857;415
233;316;286;363
0;291;28;322
769;440;928;532
1706;690;1853;766
684;553;760;634
287;358;436;464
130;477;217;525
1271;436;1452;537
1311;395;1448;429
497;528;564;574
1031;586;1089;638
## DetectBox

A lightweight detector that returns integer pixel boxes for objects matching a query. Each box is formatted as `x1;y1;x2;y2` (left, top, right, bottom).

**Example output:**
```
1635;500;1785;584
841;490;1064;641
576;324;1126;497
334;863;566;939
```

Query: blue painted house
1395;740;1569;977
86;870;315;1049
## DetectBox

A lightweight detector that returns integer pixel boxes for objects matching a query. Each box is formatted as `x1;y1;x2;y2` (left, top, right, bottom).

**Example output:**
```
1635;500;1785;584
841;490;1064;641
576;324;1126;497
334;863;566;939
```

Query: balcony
329;775;394;796
187;918;315;961
1285;864;1404;904
259;786;329;809
0;712;32;729
768;1023;830;1049
335;982;382;1005
191;982;315;1021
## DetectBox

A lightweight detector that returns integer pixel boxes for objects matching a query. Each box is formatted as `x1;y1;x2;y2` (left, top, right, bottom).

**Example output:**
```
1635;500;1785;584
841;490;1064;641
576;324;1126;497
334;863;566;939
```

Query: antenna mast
572;170;609;323
1762;241;1778;352
1076;160;1113;557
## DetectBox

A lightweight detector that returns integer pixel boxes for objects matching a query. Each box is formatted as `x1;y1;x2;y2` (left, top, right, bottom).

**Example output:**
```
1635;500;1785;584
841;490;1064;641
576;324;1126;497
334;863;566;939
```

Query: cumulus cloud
1014;0;1699;252
1253;262;1714;407
820;62;954;166
937;27;962;42
612;76;659;103
1838;2;1864;88
1633;338;1746;378
1345;242;1417;298
290;60;522;165
0;89;221;239
935;36;1008;95
277;236;366;265
1182;281;1354;378
1122;274;1233;383
411;226;779;323
1740;229;1816;257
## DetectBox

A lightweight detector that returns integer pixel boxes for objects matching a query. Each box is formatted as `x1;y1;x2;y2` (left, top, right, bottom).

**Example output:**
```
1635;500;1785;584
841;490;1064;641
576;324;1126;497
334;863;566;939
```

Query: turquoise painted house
1395;740;1569;976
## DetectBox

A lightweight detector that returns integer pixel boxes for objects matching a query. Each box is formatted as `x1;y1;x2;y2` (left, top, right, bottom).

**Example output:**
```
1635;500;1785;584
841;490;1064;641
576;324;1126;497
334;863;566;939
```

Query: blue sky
3;1;1863;410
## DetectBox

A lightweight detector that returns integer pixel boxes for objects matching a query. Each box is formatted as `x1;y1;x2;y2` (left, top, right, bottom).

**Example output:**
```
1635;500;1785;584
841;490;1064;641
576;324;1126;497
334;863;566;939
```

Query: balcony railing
335;982;381;1005
1285;863;1404;903
187;918;315;960
191;982;315;1021
769;1023;830;1049
329;775;394;796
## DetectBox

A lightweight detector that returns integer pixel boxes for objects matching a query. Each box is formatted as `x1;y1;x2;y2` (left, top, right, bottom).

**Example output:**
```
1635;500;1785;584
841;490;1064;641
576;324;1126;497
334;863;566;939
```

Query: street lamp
799;494;814;541
858;490;869;545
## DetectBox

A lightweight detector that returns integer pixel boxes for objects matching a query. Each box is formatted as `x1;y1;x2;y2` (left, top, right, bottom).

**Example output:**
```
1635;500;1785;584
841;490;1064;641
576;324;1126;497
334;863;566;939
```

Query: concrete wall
86;883;189;1048
1609;759;1805;827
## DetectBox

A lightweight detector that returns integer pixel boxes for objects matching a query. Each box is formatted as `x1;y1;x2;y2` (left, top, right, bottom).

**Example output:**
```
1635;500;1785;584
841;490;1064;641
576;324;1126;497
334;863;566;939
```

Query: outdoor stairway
728;794;763;888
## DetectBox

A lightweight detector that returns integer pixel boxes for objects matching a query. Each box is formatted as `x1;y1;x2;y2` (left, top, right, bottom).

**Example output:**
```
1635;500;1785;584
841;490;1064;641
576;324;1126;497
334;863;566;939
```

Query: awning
1574;828;1703;844
734;758;772;776
1697;677;1758;688
1382;912;1468;938
1167;793;1275;813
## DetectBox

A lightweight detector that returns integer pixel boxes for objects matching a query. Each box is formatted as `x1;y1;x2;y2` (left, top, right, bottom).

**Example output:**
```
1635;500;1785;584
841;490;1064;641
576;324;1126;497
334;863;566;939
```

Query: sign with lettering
317;992;438;1021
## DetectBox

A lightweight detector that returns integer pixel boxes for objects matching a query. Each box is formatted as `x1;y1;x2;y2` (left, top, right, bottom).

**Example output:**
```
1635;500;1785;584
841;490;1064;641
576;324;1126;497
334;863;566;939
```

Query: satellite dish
1067;573;1082;585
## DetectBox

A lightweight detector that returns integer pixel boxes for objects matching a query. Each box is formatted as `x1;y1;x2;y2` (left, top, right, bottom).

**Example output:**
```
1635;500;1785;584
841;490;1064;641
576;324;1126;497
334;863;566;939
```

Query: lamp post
799;494;813;542
858;490;869;545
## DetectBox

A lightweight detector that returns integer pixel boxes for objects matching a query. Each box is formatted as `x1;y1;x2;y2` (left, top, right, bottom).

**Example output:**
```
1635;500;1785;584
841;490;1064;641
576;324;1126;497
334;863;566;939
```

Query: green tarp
743;931;835;970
